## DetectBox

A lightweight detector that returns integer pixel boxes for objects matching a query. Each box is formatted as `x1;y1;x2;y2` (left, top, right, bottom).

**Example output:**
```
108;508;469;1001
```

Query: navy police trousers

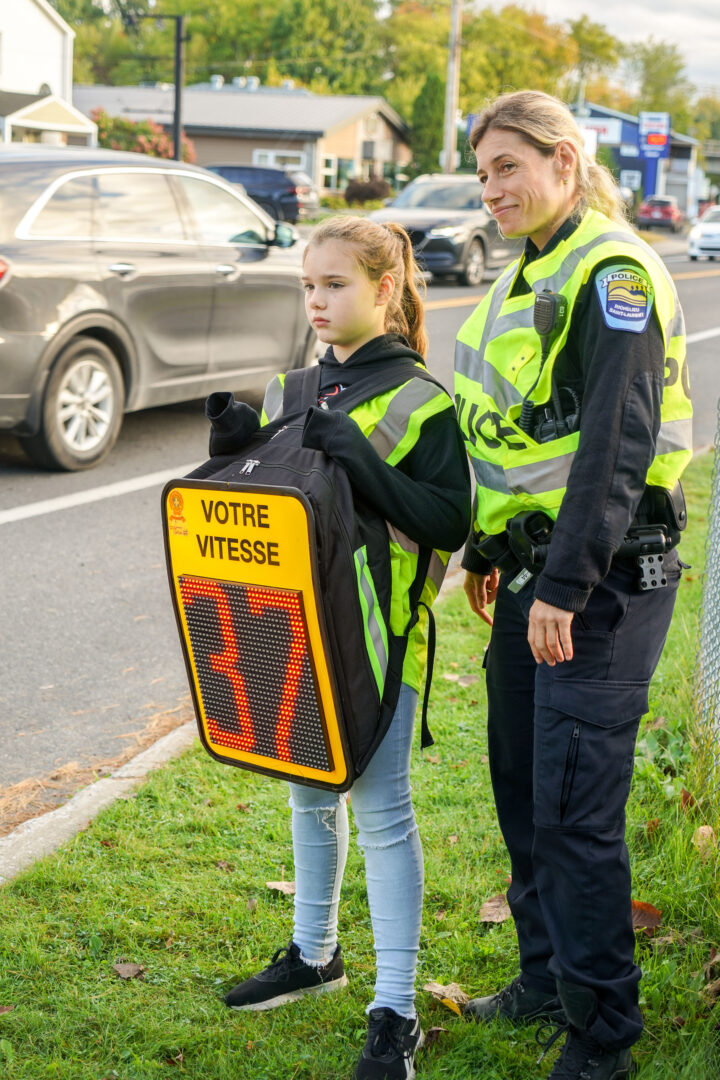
485;555;680;1048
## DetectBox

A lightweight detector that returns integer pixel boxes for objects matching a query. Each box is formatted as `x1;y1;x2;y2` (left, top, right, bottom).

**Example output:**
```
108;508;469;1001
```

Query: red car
637;195;685;233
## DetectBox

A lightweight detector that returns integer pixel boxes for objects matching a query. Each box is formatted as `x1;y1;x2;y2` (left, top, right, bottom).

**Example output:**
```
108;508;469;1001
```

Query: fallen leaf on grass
0;1006;15;1015
649;930;684;952
681;788;697;812
247;897;258;912
646;716;667;730
450;759;469;769
692;825;717;861
425;1026;449;1049
631;900;662;932
236;803;250;812
480;755;489;765
435;910;446;922
447;834;459;845
113;962;145;980
216;860;234;873
646;818;660;836
442;672;460;683
425;754;440;765
165;1052;185;1066
458;675;478;688
165;935;175;950
423;981;469;1016
703;952;720;982
479;894;511;923
99;839;115;848
266;881;296;895
701;979;720;1006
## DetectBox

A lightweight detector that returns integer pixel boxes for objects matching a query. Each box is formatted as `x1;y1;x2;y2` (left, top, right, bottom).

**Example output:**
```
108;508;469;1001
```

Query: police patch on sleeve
595;263;654;334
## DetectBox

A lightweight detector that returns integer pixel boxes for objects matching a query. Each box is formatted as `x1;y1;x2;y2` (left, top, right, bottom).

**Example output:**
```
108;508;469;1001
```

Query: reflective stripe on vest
454;208;693;535
261;373;285;425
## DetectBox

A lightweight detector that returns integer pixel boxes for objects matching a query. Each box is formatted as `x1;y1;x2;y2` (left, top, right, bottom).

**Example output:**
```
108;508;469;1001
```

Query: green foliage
627;40;695;135
92;108;196;162
410;71;445;176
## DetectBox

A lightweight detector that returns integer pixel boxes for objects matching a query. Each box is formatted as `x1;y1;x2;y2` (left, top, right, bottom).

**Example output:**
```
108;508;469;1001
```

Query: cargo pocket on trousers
535;678;647;830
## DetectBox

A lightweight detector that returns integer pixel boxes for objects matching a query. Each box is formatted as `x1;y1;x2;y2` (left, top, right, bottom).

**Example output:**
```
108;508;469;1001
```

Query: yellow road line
424;266;720;313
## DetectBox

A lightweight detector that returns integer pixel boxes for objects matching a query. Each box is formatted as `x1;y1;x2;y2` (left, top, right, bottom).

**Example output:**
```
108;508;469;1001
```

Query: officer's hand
464;569;500;627
528;599;574;665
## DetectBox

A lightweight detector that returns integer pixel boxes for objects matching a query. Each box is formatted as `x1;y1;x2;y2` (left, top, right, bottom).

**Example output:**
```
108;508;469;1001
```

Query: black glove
206;392;260;456
301;405;348;452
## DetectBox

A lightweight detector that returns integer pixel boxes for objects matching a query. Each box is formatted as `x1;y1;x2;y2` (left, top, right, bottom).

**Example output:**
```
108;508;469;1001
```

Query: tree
410;70;445;175
92;108;196;161
566;15;623;105
626;39;695;133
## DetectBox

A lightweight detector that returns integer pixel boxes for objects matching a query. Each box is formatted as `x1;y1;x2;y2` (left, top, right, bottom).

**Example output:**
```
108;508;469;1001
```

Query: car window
178;177;268;245
702;208;720;223
27;175;95;238
393;181;484;210
96;171;187;242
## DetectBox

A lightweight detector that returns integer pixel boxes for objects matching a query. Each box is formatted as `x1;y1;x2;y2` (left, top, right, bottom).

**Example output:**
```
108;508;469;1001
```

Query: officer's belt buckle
637;553;667;591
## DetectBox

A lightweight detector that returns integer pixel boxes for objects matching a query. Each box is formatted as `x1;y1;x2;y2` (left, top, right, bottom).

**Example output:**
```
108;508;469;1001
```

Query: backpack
162;360;442;792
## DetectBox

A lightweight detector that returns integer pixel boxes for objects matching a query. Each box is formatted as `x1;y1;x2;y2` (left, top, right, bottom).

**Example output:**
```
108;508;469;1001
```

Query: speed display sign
162;480;351;790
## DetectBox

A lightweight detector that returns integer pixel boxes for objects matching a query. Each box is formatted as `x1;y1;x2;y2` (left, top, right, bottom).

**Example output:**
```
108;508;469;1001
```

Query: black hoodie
301;335;471;553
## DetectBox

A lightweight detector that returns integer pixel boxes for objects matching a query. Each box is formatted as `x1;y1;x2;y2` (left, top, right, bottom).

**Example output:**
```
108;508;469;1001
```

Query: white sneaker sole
228;973;348;1011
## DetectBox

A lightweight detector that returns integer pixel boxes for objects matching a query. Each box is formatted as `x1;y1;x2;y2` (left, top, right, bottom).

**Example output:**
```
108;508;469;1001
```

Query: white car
688;206;720;261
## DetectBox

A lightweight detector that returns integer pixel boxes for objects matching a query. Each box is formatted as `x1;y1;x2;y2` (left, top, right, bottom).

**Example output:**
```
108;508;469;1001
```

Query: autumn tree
626;39;695;134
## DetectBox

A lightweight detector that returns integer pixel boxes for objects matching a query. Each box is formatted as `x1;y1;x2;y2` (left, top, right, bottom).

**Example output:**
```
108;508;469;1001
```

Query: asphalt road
1;252;718;795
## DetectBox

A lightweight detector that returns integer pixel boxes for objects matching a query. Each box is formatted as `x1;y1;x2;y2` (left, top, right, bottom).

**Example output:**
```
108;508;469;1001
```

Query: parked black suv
0;146;315;470
370;173;522;285
206;164;320;223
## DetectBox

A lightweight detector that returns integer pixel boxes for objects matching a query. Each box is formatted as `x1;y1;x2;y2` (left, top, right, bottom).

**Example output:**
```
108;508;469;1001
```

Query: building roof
0;91;47;118
73;84;408;139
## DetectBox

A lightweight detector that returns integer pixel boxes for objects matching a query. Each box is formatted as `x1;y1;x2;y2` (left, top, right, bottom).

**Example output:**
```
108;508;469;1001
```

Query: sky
489;1;720;94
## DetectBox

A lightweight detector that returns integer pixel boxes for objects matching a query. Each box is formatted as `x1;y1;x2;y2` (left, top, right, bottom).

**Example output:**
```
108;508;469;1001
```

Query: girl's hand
528;599;574;665
464;568;500;627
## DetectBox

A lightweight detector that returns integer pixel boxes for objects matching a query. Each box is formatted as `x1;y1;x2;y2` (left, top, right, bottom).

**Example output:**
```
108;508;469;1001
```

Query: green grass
1;452;718;1079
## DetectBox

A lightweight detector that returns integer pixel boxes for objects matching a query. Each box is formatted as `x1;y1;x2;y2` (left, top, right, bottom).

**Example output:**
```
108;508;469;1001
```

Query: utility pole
442;0;462;173
121;11;187;161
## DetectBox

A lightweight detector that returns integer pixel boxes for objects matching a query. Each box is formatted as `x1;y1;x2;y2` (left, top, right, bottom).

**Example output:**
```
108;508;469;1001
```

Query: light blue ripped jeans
288;683;423;1018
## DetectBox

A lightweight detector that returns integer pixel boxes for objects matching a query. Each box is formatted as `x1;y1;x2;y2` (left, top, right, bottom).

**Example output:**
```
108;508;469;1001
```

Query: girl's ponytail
384;223;428;360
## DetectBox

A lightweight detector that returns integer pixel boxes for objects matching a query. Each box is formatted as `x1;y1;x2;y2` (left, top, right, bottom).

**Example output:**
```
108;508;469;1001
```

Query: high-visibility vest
262;371;453;691
454;207;693;536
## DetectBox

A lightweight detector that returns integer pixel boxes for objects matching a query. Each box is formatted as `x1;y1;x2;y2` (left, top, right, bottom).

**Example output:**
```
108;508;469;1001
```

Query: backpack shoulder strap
282;366;322;414
331;360;447;416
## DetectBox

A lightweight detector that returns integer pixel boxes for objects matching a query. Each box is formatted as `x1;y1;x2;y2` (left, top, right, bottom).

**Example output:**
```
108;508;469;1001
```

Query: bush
344;177;392;205
91;108;196;163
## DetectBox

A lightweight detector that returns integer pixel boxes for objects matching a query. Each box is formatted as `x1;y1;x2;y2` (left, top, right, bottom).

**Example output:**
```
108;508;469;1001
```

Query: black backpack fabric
180;361;441;789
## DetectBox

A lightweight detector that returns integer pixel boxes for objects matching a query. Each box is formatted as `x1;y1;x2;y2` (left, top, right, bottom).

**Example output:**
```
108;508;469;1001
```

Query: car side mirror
272;222;298;248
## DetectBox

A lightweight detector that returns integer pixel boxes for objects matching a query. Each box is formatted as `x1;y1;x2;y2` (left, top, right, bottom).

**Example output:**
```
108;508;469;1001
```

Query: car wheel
21;337;124;471
690;255;698;261
459;239;486;286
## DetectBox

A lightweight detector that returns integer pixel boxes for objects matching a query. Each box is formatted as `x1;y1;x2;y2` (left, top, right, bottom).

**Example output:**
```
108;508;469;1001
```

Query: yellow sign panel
162;480;350;789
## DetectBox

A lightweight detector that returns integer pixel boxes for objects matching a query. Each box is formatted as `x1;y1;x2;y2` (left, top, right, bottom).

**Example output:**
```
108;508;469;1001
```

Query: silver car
0;146;315;470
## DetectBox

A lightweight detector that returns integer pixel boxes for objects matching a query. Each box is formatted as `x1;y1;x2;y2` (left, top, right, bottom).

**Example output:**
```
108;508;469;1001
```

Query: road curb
0;722;198;885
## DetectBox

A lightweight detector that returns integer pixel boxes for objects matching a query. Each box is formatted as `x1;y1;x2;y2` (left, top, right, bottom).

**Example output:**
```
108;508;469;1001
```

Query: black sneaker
544;1028;635;1079
464;974;565;1024
224;941;347;1011
354;1007;424;1080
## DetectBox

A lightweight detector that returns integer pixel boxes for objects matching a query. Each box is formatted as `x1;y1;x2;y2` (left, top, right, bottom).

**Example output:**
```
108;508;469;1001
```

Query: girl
219;217;471;1080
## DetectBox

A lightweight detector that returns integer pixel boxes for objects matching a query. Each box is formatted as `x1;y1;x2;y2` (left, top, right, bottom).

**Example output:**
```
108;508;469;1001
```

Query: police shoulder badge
595;263;654;334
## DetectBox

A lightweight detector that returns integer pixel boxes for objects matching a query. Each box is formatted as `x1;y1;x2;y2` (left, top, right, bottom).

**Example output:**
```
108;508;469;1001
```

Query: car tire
21;336;124;471
459;239;486;286
690;255;698;261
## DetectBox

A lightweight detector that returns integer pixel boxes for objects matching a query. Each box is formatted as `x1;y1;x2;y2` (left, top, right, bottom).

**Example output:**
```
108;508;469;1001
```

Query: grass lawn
0;452;718;1080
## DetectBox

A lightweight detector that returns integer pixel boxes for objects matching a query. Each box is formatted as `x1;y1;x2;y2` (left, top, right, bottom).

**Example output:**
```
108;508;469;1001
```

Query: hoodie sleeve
302;404;472;552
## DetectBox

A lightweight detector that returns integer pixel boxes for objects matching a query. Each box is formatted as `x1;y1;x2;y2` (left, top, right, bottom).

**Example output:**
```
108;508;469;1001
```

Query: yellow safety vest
454;207;693;536
262;370;453;691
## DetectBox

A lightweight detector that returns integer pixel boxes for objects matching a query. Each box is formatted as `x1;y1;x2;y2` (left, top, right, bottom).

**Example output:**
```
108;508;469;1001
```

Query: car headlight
689;227;702;240
427;225;470;241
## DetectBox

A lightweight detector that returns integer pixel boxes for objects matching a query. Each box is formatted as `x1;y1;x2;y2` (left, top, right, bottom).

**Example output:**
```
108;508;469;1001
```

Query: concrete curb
0;722;198;885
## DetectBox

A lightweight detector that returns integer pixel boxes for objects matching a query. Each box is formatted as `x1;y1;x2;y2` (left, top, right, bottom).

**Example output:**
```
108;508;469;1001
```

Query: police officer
454;91;692;1079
